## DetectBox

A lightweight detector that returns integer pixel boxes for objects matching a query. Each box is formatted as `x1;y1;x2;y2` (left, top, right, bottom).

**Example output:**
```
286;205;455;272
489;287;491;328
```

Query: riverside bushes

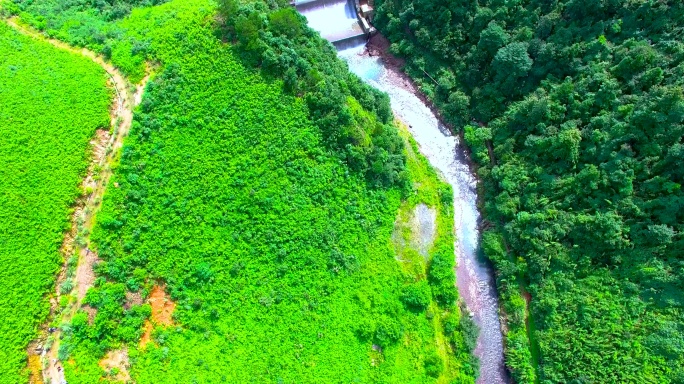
0;21;110;383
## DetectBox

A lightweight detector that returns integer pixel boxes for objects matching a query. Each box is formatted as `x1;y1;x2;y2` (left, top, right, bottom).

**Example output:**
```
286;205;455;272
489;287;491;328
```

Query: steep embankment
338;44;508;383
0;18;111;384
374;0;684;382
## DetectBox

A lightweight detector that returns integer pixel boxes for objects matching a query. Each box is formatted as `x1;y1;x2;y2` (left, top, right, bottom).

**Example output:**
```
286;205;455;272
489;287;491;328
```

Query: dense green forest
5;0;478;382
375;0;684;382
0;20;110;383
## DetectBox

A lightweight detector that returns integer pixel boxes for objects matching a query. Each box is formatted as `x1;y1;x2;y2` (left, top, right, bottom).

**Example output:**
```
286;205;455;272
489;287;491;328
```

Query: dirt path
4;17;150;384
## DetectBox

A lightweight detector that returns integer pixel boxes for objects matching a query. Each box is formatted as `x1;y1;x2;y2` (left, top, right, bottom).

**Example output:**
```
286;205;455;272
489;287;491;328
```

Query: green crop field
0;21;110;383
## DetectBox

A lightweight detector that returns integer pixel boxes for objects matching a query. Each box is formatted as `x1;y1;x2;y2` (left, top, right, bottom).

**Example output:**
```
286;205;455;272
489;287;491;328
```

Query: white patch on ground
410;203;437;260
99;348;132;382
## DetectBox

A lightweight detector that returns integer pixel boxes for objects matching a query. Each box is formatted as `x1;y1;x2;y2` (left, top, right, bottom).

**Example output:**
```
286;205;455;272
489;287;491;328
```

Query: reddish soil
140;285;176;348
363;33;457;133
366;33;405;68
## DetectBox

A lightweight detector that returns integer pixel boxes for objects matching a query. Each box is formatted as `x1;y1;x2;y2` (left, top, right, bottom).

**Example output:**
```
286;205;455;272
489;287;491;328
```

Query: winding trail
4;17;149;384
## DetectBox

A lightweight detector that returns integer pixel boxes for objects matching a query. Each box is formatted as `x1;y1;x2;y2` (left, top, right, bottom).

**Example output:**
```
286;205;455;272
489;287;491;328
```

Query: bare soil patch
83;304;98;324
140;285;176;348
149;285;176;325
366;33;405;69
76;248;99;301
99;348;132;382
27;354;43;384
125;291;143;310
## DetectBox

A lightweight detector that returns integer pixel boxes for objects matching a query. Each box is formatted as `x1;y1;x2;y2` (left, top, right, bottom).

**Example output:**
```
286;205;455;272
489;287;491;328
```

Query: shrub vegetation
0;20;110;383
11;0;477;382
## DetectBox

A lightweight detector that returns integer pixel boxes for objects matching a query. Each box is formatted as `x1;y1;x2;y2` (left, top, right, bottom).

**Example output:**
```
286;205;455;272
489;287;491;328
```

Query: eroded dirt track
5;17;149;384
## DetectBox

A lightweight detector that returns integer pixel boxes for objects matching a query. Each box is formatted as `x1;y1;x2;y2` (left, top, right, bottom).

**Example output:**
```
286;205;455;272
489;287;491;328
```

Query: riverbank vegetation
375;0;684;382
0;20;110;383
395;125;479;380
7;0;477;382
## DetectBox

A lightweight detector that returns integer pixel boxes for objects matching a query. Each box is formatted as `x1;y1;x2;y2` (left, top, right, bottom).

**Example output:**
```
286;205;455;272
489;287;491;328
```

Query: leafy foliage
11;0;474;382
394;127;477;381
0;21;110;383
12;0;167;47
400;280;431;311
217;0;408;189
376;0;684;382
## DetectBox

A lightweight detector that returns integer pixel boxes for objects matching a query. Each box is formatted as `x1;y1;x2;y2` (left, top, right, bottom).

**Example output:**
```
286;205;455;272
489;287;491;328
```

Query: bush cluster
218;0;408;190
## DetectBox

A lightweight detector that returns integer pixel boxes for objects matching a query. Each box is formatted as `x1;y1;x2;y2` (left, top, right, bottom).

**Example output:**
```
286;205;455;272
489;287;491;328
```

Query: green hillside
0;20;110;383
6;0;477;382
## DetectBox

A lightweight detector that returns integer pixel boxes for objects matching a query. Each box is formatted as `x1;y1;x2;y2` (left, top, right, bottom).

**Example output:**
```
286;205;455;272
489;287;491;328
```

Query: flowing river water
339;45;510;384
297;2;510;382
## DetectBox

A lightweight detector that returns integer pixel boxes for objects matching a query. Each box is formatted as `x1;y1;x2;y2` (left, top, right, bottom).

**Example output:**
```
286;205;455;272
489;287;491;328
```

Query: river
296;2;510;382
339;44;509;384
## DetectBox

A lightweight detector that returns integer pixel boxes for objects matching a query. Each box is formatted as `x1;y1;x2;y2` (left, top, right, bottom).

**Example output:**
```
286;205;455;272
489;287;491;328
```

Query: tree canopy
375;0;684;382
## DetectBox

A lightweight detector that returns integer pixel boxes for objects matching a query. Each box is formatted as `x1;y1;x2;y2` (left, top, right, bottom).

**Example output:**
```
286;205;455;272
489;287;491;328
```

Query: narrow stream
338;45;510;384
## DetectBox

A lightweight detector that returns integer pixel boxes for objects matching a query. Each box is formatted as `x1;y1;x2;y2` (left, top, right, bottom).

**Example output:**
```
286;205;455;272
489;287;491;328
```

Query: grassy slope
0;1;475;383
0;21;110;384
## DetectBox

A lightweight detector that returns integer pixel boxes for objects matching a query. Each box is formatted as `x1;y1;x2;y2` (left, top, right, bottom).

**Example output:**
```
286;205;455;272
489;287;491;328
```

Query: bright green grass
46;1;473;383
0;21;110;384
